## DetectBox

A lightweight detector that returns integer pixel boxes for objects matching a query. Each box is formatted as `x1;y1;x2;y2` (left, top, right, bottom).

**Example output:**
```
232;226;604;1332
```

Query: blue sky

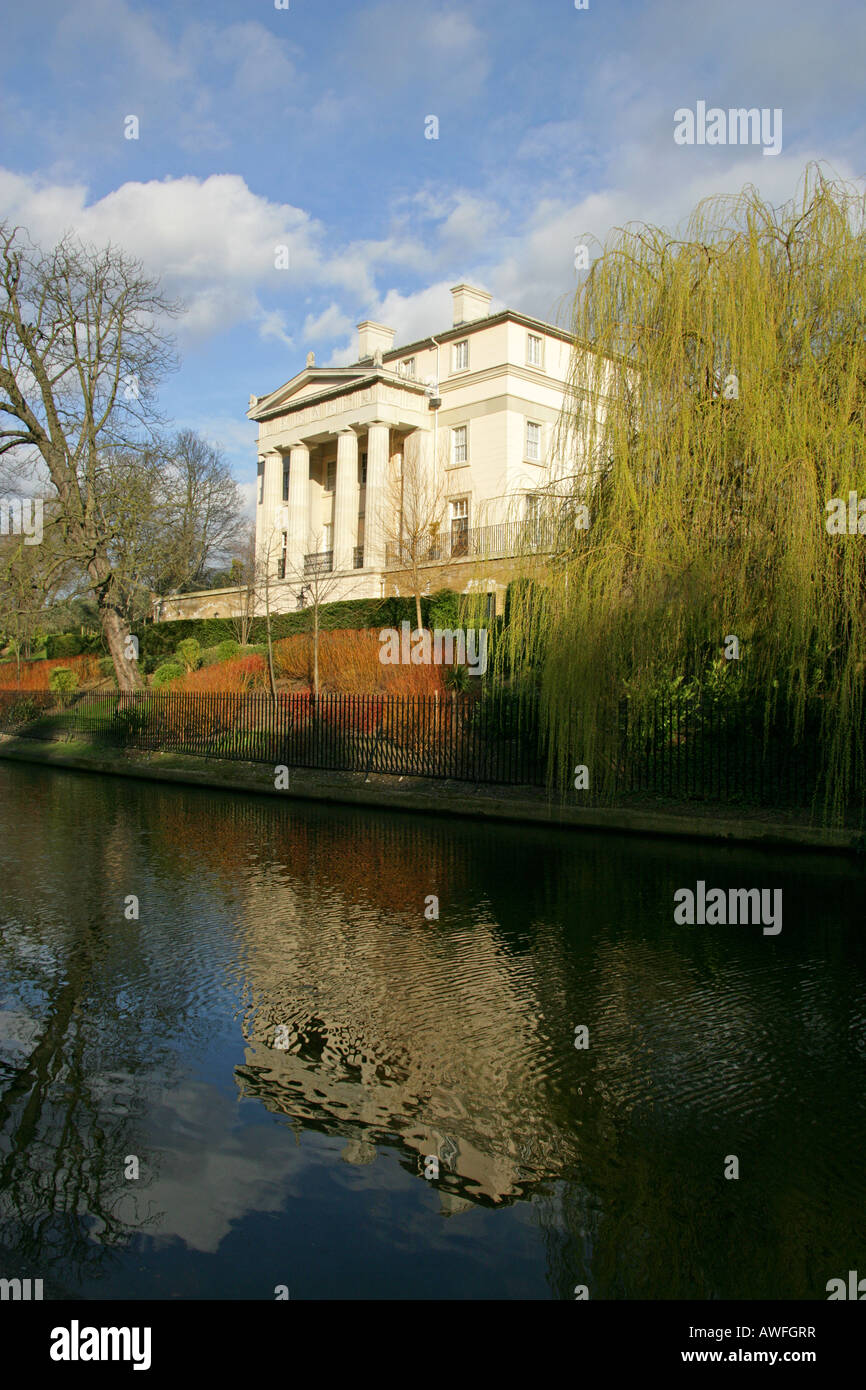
1;0;863;509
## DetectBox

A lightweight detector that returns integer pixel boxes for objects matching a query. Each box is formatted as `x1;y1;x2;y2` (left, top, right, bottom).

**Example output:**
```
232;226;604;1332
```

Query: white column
364;420;390;571
334;429;359;572
256;451;284;577
287;443;310;579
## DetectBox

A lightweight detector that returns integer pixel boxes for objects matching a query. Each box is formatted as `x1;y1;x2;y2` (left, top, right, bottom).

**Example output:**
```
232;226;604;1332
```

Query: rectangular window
282;461;290;502
452;339;469;372
326;460;336;492
527;333;543;367
399;357;416;378
323;523;333;552
526;421;541;462
450;497;469;556
452;425;468;465
360;452;368;487
279;532;287;580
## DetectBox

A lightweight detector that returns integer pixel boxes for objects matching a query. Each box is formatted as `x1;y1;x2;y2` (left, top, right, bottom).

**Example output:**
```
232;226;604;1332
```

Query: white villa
157;284;587;621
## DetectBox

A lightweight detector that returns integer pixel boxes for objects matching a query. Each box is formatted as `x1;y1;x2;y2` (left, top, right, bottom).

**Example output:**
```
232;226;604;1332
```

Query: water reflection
0;761;865;1298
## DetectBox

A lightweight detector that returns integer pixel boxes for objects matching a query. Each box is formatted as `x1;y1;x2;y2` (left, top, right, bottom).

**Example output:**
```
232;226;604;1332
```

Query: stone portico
254;372;435;603
156;284;585;622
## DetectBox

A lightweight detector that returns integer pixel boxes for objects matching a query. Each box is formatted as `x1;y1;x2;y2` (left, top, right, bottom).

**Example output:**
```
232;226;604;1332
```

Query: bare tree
277;530;364;697
151;430;245;593
99;432;245;625
380;432;449;629
254;527;281;703
0;496;77;676
226;522;257;647
0;224;178;688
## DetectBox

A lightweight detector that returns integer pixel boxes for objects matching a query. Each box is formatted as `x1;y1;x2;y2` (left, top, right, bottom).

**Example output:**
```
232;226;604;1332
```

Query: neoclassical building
158;284;584;620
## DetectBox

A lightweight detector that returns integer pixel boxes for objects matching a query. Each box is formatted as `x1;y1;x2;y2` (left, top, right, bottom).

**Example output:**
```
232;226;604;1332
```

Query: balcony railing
304;550;333;575
384;518;569;569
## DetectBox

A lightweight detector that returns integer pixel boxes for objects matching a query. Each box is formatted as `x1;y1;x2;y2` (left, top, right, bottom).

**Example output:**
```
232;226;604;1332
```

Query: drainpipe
429;335;441;463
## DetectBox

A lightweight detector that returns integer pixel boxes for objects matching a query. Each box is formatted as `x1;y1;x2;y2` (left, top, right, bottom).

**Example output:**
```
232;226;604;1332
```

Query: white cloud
0;169;340;345
302;303;354;343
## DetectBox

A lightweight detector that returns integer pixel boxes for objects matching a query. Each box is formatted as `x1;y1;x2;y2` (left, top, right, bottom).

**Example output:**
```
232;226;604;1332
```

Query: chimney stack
357;321;395;362
450;283;491;327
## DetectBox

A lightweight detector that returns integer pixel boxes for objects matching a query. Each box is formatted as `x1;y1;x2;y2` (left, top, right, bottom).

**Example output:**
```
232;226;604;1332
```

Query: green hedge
42;590;489;672
130;593;464;662
45;631;105;659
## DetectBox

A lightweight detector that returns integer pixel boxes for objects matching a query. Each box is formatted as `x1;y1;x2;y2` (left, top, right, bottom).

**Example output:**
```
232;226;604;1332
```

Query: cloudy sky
1;0;862;501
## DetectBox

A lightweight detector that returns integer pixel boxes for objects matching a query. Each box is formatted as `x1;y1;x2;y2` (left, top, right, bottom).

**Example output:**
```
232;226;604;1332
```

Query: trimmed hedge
42;590;489;673
130;593;462;663
45;631;105;659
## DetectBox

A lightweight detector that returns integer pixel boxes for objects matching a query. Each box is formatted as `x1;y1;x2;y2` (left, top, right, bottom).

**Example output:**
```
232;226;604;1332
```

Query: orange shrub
273;628;446;695
2;653;103;690
174;653;268;693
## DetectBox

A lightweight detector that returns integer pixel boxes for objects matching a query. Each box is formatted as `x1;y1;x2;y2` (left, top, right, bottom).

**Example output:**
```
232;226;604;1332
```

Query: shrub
176;637;202;671
136;592;461;662
216;639;240;662
152;660;185;689
173;652;268;693
49;667;78;694
1;695;39;726
45;633;84;659
428;589;461;629
273;628;446;695
112;702;153;741
3;653;101;691
45;631;104;659
443;663;471;693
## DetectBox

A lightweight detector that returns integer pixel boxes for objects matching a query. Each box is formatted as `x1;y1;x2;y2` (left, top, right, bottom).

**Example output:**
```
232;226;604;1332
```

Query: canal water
0;759;864;1300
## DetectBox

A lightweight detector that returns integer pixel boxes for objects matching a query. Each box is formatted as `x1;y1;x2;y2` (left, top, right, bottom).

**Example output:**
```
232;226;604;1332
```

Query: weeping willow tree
494;165;866;823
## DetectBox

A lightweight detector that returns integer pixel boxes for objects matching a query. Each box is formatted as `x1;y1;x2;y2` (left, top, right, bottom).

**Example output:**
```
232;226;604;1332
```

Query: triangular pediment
249;366;371;418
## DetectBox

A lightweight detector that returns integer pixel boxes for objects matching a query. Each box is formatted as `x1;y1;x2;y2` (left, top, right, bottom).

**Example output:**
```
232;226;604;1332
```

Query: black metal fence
0;686;832;809
384;518;568;569
0;689;544;785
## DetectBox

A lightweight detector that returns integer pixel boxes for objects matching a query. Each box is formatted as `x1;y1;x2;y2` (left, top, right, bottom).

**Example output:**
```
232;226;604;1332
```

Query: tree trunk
263;568;278;704
99;601;142;691
415;589;423;631
313;602;320;697
85;549;142;690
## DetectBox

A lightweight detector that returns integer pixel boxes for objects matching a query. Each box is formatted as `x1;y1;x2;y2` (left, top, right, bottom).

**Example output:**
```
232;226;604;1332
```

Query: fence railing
304;551;334;575
384;518;569;569
0;687;833;808
0;689;544;785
